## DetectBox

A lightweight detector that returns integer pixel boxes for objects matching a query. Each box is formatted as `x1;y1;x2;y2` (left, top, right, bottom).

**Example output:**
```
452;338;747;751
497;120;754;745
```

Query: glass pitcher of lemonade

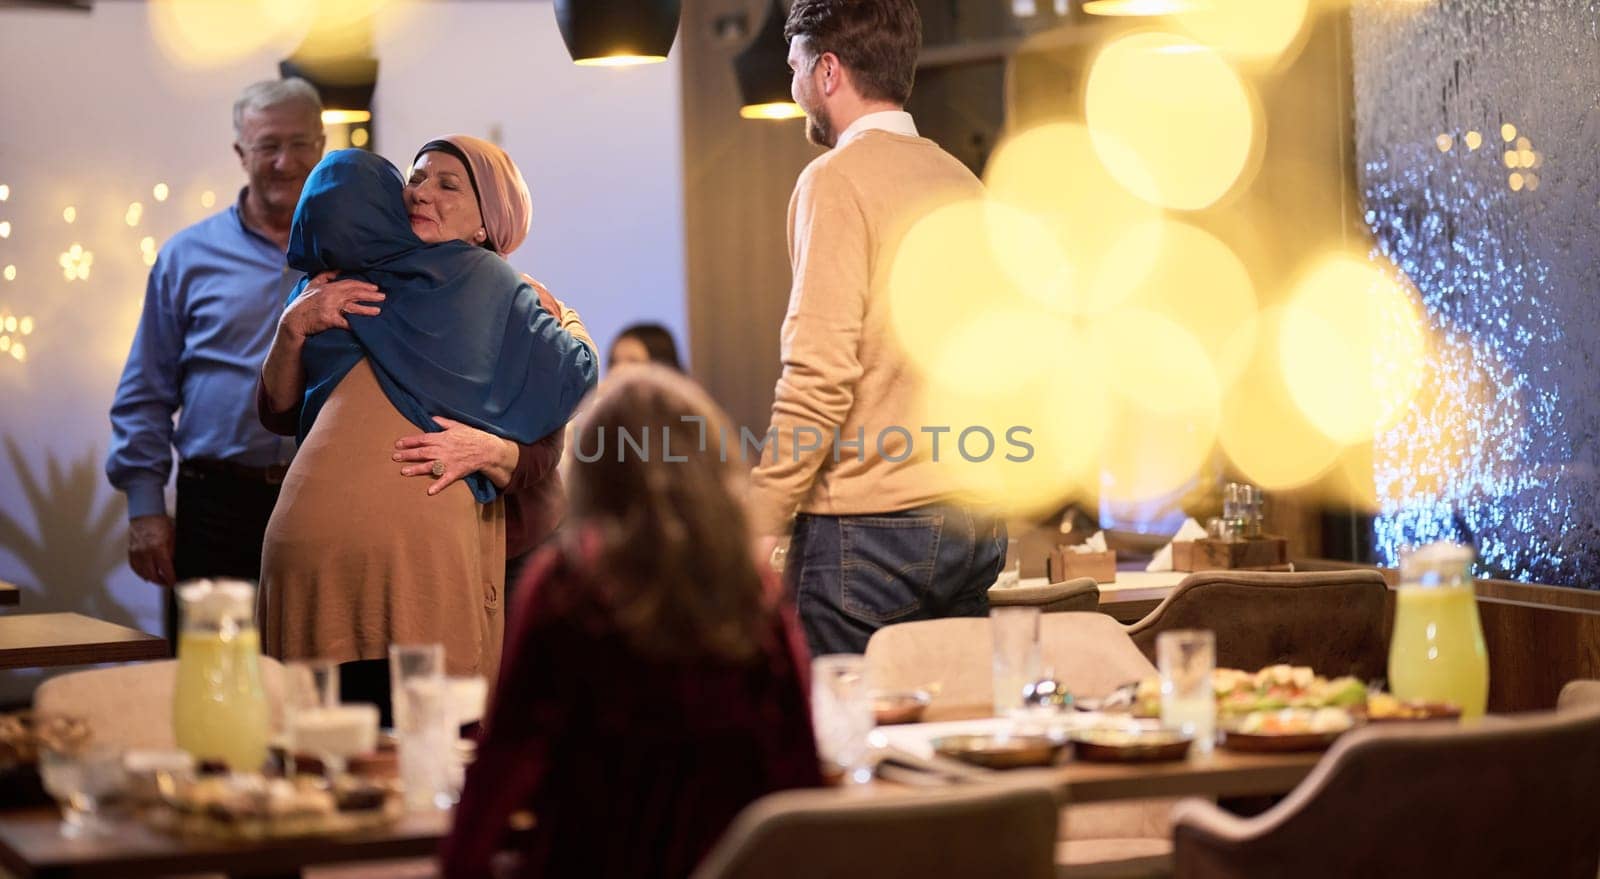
173;579;270;770
1387;543;1489;719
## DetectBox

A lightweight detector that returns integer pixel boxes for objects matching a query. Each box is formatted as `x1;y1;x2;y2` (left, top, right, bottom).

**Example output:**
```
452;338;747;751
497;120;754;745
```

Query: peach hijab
413;135;532;257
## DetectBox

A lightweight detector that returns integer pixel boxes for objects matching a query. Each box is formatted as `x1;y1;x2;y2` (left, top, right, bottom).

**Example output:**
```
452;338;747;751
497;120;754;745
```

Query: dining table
0;717;1324;879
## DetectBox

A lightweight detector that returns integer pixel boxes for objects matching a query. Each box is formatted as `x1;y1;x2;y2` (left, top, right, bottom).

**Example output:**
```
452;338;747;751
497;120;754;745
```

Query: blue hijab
286;149;596;503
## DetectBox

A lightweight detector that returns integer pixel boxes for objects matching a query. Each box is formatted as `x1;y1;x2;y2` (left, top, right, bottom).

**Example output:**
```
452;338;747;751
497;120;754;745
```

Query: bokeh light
61;206;76;224
984;122;1162;313
2;266;13;282
125;202;144;226
147;0;311;68
1176;0;1310;68
1089;309;1222;503
0;184;9;201
886;199;1030;368
153;183;170;202
919;310;1109;515
1085;32;1260;211
1092;220;1258;389
200;190;217;209
1219;307;1345;489
1278;253;1428;445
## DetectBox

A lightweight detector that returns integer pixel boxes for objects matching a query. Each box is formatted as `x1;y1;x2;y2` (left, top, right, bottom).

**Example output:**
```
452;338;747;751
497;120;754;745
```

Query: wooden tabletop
0;806;450;879
0;614;167;670
0;581;20;607
1050;746;1319;804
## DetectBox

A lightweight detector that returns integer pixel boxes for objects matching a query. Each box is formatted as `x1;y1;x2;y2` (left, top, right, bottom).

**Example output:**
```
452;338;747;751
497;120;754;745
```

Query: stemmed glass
38;743;125;837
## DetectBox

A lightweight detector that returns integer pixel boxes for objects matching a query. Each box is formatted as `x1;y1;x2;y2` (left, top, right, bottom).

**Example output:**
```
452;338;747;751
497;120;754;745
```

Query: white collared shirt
835;110;919;149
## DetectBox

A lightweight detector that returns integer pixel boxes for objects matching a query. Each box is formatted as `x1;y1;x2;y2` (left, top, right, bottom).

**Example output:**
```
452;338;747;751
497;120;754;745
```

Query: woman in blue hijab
256;149;596;688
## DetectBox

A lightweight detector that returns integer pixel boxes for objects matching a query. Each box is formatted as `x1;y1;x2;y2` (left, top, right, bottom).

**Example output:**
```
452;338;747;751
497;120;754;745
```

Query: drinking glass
389;643;452;810
1158;630;1216;755
284;660;380;780
39;744;125;837
991;607;1041;718
811;655;875;784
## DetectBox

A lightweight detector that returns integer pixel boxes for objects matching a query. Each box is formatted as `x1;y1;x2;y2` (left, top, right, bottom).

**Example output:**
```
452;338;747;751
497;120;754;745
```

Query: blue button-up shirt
107;190;300;519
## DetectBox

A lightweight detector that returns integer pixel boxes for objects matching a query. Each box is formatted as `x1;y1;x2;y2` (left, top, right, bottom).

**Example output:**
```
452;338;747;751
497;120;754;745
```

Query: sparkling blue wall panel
1354;0;1600;587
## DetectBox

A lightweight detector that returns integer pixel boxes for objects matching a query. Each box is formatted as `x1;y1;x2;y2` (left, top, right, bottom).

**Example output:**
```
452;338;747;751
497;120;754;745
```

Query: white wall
0;0;685;701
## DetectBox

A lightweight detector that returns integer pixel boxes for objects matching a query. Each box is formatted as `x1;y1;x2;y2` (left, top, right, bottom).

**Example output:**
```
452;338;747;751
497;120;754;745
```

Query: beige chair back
1127;570;1389;680
1558;679;1600;711
1171;706;1600;879
989;577;1100;614
865;613;1156;720
692;780;1059;879
34;657;287;750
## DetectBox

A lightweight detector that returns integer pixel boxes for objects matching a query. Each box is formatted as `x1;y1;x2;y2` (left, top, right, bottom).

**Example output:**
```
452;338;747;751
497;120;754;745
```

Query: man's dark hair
784;0;921;105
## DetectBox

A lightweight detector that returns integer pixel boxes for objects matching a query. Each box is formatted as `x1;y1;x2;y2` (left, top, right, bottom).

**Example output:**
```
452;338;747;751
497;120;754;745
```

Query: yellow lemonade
173;629;271;770
1387;584;1489;719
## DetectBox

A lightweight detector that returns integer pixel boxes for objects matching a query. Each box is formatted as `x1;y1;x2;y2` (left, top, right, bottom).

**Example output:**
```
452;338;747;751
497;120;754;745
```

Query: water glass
1158;630;1216;755
811;655;875;784
991;607;1041;718
39;744;125;837
389;643;452;810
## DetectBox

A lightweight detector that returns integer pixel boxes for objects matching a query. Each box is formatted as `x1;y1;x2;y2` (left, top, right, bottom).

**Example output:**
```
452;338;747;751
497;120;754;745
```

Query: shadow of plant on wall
0;437;137;630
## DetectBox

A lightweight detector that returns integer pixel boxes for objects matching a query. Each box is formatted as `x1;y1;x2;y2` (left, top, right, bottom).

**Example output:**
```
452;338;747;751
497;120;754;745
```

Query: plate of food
0;712;91;807
1134;665;1368;719
1362;693;1462;723
1220;708;1358;753
930;733;1069;770
1069;725;1192;763
872;689;931;726
150;772;401;841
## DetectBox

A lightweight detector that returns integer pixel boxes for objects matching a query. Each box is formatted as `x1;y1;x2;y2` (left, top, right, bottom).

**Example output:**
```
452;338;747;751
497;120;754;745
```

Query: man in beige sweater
749;0;1005;655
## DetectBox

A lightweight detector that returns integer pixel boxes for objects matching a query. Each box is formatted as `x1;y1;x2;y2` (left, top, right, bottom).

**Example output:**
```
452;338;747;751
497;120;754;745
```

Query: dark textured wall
1354;1;1600;587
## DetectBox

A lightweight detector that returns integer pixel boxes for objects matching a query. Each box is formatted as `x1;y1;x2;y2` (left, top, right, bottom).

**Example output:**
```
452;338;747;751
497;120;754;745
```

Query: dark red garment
440;541;824;879
256;379;564;557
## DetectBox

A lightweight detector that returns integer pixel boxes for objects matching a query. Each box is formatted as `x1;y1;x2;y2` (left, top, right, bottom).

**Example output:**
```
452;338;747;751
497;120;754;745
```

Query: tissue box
1049;547;1117;583
1173;537;1288;572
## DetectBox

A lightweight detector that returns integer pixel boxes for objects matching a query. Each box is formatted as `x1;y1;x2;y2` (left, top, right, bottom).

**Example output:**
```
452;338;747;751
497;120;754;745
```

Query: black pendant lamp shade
735;0;804;119
555;0;682;66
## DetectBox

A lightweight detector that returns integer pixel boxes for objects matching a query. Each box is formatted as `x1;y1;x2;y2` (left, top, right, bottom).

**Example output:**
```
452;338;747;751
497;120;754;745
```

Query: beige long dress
259;359;506;677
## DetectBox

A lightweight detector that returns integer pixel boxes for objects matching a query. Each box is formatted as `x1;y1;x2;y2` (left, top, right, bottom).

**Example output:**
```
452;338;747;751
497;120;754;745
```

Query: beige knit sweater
748;130;985;536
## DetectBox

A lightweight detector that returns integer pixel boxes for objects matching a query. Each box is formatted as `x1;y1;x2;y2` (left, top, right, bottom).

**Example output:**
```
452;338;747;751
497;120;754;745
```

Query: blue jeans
787;505;1006;656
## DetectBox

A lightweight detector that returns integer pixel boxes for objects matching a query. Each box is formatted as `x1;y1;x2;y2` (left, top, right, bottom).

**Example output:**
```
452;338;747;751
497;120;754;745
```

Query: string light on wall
3;266;15;282
0;309;34;363
62;206;76;224
153;183;170;202
200;190;217;209
0;222;10;239
0;184;9;201
140;236;158;267
125;202;144;226
59;243;93;281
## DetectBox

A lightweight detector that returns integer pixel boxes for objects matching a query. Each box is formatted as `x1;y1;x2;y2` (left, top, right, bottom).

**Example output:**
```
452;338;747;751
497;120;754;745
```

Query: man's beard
805;110;835;148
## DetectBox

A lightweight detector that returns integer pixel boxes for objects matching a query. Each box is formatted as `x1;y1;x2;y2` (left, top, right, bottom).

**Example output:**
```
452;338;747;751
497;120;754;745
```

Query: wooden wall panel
680;0;820;435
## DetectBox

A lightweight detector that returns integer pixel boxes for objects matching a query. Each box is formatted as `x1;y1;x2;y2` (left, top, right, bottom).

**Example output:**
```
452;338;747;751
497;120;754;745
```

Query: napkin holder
1049;545;1117;584
1172;536;1288;572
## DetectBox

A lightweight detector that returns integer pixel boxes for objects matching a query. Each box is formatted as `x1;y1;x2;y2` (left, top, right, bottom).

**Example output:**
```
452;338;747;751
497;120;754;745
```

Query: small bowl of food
872;690;931;726
930;733;1069;770
1069;725;1193;763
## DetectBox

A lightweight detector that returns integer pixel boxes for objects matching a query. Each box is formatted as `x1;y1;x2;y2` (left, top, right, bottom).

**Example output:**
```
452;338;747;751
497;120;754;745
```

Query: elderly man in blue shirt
107;78;325;643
